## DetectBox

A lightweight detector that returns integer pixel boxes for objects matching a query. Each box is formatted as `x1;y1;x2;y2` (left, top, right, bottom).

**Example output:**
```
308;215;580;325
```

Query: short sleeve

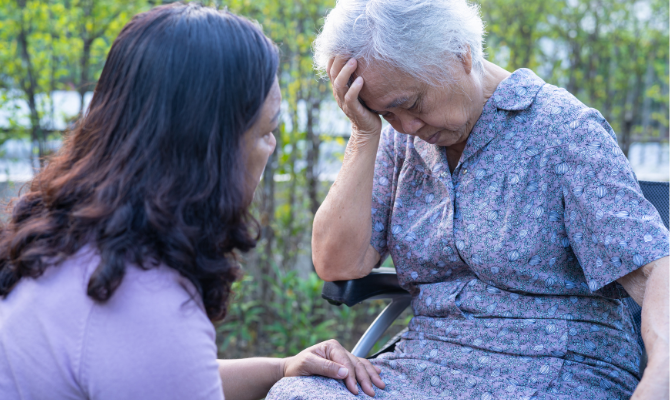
80;265;224;400
561;109;669;293
370;126;399;261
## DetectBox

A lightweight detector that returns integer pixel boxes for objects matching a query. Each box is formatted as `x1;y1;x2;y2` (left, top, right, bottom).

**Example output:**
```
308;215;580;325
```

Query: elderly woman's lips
425;132;440;144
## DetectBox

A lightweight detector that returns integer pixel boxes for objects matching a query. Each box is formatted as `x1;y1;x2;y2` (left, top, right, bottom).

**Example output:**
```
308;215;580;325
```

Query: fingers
352;355;376;397
326;56;382;137
284;349;350;379
333;58;357;104
334;57;356;87
286;340;387;398
342;355;359;395
343;76;370;117
322;340;385;397
359;358;386;391
326;57;335;80
328;55;350;83
320;340;360;395
314;354;349;380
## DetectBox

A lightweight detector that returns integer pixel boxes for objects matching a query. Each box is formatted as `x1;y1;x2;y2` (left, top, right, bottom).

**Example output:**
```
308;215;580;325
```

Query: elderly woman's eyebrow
360;96;415;115
384;96;411;109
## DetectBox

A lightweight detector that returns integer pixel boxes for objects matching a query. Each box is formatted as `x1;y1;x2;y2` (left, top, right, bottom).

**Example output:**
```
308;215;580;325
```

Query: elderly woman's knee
267;376;360;400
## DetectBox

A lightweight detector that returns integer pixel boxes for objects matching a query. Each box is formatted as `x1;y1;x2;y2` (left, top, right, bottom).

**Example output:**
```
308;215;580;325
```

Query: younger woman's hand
327;56;382;138
282;339;385;397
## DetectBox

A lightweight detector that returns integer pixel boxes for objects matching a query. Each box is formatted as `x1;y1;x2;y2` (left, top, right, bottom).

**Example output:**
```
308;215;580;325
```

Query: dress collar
492;68;546;111
459;68;546;164
412;69;546;176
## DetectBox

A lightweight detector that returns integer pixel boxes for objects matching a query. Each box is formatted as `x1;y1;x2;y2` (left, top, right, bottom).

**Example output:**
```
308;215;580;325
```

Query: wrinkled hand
282;339;386;397
327;56;382;137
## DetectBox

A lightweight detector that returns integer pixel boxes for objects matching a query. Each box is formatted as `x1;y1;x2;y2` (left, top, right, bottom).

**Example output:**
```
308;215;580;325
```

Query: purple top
267;69;669;399
0;246;224;400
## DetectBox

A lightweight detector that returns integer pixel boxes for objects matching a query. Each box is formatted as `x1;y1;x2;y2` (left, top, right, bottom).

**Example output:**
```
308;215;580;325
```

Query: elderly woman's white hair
314;0;485;85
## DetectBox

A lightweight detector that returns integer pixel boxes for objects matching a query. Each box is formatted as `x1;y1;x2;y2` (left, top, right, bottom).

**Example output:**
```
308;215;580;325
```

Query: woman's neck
445;61;510;172
481;60;512;103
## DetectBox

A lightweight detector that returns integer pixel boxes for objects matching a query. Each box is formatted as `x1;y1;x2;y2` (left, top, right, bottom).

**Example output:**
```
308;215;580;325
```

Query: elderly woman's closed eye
267;0;670;399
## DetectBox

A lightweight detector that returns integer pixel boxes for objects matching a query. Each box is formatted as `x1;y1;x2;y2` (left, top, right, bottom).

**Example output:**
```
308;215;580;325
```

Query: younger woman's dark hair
0;3;278;321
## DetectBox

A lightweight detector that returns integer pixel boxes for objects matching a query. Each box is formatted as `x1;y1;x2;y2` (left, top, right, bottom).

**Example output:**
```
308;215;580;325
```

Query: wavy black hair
0;2;279;321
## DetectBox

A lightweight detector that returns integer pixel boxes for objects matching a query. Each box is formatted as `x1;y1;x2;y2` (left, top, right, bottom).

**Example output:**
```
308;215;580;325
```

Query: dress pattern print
267;69;669;400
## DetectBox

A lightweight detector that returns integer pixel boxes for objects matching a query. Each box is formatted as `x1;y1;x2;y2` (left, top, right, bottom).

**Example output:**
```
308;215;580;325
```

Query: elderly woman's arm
312;57;383;281
617;256;669;399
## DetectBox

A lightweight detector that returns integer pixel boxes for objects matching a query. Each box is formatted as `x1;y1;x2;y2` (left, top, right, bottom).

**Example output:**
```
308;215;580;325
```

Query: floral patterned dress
267;69;669;400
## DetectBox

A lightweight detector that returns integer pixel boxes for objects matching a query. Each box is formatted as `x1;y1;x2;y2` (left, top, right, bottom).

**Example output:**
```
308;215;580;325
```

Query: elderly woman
267;0;669;399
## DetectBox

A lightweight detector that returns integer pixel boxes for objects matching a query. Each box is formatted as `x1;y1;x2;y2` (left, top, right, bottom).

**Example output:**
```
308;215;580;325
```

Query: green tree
482;0;669;156
66;0;149;115
0;0;148;167
1;0;666;360
201;0;337;296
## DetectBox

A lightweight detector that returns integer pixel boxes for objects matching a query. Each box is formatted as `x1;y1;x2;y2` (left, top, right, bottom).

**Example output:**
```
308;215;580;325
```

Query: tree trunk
585;11;600;102
620;69;643;158
281;104;300;267
640;50;655;138
78;0;94;116
259;128;279;304
566;41;581;95
79;39;93;116
603;47;619;122
305;98;321;217
16;0;45;171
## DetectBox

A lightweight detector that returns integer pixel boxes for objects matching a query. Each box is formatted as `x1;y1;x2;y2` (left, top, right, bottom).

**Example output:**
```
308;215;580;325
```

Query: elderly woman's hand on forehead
327;56;382;138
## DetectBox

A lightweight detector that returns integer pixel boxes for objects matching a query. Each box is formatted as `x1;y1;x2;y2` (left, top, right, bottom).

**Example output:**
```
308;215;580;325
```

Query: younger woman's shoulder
79;252;222;399
84;251;213;339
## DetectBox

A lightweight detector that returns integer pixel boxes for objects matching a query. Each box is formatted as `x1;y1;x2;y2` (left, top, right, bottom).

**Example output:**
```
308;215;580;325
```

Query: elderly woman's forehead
355;61;405;81
356;65;421;92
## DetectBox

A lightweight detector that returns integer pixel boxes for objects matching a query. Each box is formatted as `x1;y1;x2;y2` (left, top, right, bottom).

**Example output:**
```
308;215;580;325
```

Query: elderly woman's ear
458;46;473;75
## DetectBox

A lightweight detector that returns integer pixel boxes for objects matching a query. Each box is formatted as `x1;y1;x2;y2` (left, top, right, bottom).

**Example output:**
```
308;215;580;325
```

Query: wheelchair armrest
321;267;409;307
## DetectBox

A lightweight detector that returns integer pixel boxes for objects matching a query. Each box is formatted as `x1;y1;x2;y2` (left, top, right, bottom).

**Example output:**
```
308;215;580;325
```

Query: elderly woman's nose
400;115;425;135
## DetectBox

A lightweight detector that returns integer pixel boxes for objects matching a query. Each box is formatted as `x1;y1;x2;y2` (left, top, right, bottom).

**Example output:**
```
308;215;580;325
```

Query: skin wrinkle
0;5;389;399
618;258;663;306
623;256;669;400
354;53;507;170
384;96;411;110
313;53;509;278
221;75;384;400
312;0;487;89
312;45;669;398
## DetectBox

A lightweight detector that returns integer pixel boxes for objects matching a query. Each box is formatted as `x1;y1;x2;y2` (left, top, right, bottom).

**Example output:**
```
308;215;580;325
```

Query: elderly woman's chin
431;130;467;147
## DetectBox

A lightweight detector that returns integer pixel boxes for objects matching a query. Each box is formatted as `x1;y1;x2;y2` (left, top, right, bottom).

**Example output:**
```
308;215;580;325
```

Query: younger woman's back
0;247;223;400
0;5;272;397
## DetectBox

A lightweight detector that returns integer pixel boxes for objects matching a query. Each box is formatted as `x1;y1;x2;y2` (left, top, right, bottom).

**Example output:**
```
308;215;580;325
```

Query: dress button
463;169;468;174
